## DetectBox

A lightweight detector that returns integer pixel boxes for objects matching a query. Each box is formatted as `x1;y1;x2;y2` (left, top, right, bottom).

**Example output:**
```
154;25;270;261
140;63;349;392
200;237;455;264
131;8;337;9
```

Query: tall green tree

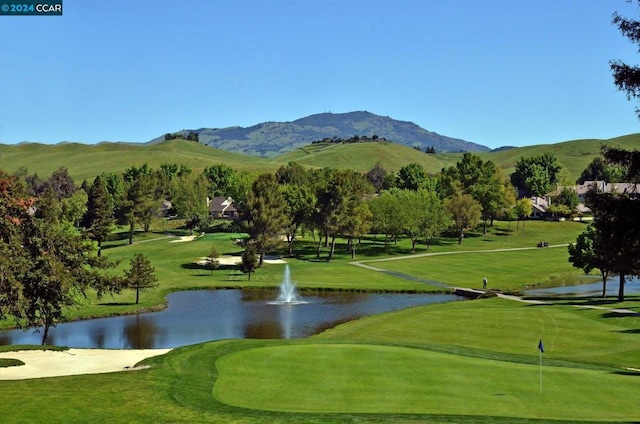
568;225;613;298
577;156;625;184
366;162;389;192
171;173;209;235
121;164;161;243
396;163;428;191
240;242;258;280
241;173;289;266
612;2;640;119
368;190;402;251
281;183;315;256
510;153;561;197
124;253;158;305
316;170;371;260
582;147;640;302
83;175;115;256
445;192;482;245
440;153;515;234
0;172;121;344
514;197;533;235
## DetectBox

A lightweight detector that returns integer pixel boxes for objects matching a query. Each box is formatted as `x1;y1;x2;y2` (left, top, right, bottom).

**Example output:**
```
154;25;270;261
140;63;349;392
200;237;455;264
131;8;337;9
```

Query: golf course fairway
214;343;640;420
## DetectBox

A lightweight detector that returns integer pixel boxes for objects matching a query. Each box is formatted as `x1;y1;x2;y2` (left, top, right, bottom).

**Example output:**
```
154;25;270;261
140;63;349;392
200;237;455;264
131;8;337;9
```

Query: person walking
482;277;487;289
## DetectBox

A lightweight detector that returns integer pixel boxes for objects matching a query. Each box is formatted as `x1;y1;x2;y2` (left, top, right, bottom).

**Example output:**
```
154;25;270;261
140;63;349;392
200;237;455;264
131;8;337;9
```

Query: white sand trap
196;255;287;266
0;348;171;380
170;235;198;243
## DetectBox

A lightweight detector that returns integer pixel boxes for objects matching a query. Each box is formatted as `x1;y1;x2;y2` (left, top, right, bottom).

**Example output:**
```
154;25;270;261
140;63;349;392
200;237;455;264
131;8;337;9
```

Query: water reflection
524;276;640;297
0;289;461;349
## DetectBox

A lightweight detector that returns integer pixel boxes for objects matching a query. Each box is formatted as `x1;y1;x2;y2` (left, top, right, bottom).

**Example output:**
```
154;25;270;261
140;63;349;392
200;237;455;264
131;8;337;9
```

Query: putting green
214;343;640;421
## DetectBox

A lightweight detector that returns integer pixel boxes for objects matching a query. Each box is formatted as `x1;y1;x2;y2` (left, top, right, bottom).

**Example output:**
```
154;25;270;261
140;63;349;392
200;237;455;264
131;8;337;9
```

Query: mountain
151;111;489;157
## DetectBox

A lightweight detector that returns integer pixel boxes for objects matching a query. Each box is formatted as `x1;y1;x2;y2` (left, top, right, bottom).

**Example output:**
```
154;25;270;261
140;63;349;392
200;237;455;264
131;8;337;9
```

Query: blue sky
1;0;640;149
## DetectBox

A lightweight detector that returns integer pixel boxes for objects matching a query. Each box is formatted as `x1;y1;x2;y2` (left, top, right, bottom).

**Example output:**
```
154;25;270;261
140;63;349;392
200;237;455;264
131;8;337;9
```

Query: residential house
532;181;639;220
207;196;238;219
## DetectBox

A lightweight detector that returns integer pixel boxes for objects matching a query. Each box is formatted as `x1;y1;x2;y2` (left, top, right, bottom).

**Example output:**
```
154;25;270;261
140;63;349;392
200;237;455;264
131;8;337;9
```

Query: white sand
197;255;287;266
0;348;171;380
169;235;198;243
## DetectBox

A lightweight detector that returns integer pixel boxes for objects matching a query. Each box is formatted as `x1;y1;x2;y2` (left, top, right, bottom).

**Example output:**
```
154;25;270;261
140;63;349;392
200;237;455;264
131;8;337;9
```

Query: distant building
207;196;238;219
530;181;639;220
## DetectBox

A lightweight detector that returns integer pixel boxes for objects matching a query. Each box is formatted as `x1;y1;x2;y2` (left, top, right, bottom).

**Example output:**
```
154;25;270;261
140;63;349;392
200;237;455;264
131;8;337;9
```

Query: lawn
4;218;640;422
3;297;640;422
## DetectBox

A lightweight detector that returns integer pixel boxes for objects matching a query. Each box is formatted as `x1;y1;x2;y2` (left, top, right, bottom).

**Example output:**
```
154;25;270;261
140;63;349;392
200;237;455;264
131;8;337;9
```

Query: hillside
0;139;275;182
476;133;640;182
1;134;639;182
153;111;488;157
271;141;455;174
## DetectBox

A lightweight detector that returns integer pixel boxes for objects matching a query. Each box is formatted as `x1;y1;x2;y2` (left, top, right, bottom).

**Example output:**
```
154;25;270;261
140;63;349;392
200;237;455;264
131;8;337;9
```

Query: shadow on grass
180;262;238;272
618;329;640;334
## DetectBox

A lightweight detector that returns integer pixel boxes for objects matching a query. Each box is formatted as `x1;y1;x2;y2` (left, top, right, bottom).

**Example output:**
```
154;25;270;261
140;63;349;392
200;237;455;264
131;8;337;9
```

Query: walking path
349;244;639;315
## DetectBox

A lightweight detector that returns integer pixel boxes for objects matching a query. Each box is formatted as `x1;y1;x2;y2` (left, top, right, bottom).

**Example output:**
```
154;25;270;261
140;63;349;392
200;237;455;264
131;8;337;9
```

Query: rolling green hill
0;139;275;181
1;134;639;182
270;141;457;174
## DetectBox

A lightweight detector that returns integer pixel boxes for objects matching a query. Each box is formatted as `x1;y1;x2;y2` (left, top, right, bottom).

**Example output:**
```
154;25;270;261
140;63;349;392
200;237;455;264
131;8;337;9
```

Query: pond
524;276;640;297
0;289;461;349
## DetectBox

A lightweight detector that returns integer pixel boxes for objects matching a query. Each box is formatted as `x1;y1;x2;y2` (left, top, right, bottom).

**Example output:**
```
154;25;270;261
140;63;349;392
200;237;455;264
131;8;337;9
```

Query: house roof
208;196;237;213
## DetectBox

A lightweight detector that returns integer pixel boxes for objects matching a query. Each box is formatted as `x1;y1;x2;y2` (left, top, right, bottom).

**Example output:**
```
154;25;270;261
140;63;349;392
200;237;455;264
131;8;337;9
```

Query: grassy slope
0;139;276;181
3;133;640;182
475;133;640;181
271;141;456;174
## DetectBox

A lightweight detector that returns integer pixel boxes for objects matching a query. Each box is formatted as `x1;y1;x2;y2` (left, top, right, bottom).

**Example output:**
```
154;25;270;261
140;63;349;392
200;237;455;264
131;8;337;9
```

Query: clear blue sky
1;0;640;149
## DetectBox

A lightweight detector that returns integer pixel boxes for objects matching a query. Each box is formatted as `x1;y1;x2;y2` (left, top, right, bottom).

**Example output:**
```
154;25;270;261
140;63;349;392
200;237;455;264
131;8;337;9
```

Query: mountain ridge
152;111;490;157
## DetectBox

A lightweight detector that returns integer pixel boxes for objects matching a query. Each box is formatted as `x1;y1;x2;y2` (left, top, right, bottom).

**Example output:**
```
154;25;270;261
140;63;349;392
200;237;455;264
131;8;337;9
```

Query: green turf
214;343;640;421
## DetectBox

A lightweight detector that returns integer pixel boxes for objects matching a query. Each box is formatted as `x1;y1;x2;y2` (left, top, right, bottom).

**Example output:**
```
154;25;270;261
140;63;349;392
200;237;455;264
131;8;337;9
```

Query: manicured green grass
214;343;640;421
3;298;640;422
366;246;579;292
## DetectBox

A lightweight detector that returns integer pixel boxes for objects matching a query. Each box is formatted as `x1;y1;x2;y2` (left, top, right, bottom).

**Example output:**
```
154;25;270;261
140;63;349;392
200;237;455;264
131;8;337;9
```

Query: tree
241;173;289;266
514;198;533;235
62;188;88;228
552;187;580;218
368;190;401;251
124;253;158;304
276;161;308;186
396;163;427;191
203;164;236;197
439;154;514;234
0;171;120;344
171;174;209;235
612;3;640;119
366;162;388;192
568;225;613;298
445;192;482;244
46;167;76;199
316;170;371;260
281;183;315;256
341;201;372;259
577;156;624;184
205;247;220;275
510;153;561;197
240;242;258;280
581;146;640;302
121;164;161;243
83;175;115;255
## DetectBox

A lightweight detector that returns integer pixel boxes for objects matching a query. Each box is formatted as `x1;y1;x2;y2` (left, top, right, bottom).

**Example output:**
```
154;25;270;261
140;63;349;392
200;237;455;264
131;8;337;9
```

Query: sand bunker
170;235;198;243
196;256;287;266
0;348;171;380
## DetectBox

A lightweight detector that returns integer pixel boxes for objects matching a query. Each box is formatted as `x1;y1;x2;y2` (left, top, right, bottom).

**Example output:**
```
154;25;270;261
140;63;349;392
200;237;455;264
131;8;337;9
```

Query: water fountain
270;264;307;305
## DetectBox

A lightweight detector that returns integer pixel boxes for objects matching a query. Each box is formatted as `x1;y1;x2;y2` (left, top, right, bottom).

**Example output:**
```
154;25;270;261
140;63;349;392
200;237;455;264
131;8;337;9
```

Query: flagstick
539;348;543;396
